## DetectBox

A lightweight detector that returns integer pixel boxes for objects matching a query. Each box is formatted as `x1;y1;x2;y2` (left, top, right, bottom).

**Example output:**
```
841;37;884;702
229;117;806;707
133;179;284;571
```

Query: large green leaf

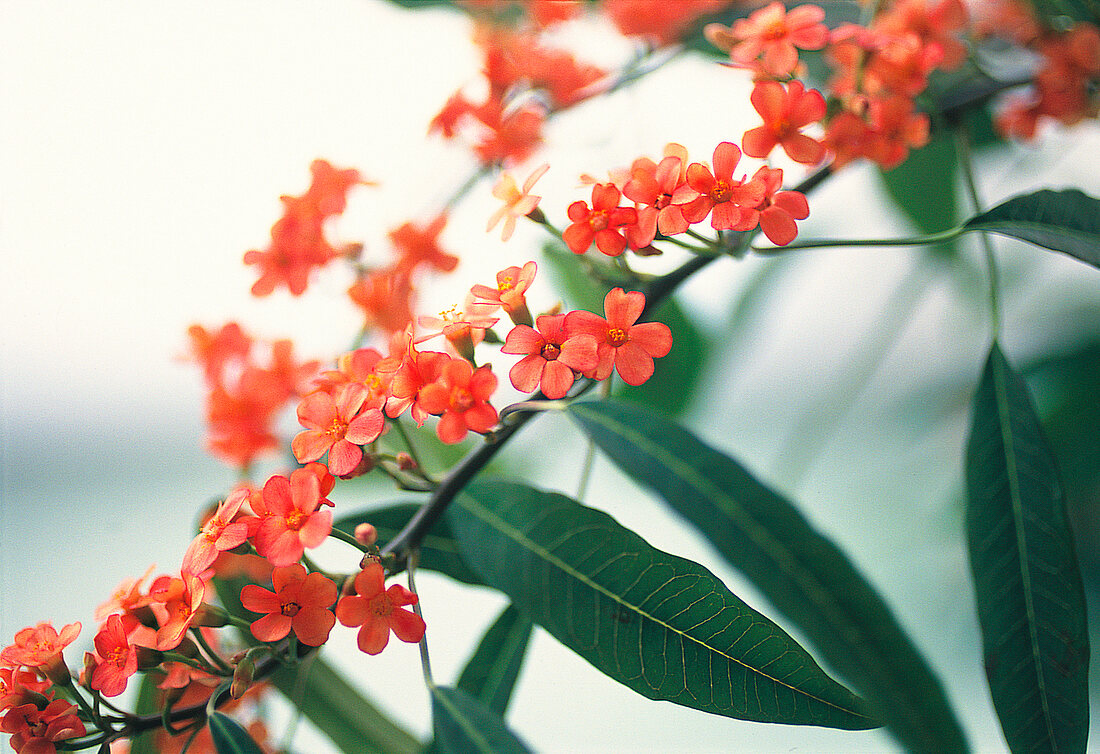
448;479;878;730
456;604;532;716
965;341;1090;753
127;668;162;754
568;399;967;752
335;502;483;585
208;711;265;754
431;685;533;754
962;189;1100;269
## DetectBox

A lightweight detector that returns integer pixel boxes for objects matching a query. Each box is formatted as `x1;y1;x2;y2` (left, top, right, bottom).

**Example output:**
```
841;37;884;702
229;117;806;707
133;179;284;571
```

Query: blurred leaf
965;341;1090;753
456;604;532;716
431;685;533;754
269;656;422;754
879;134;958;238
335;502;484;585
962;188;1100;269
208;711;264;754
617;297;708;415
211;574;421;754
448;479;878;729
127;669;162;754
569;399;967;752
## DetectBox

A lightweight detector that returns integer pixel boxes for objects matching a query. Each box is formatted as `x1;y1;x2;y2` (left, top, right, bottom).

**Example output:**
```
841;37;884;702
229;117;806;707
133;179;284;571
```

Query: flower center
540;343;561;361
498;276;514;292
655;192;672;209
439;304;463;323
587;209;610;231
327;417;349;439
451;388;475;413
371;595;394;618
607;328;628;347
709;180;732;203
280;601;301;617
364;374;384;395
107;647;127;667
764;21;787;42
285;510;306;531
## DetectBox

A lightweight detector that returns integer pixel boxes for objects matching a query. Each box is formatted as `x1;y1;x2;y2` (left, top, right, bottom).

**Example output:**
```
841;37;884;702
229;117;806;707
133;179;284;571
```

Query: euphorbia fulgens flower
89;614;140;697
1;698;86;753
253;469;333;567
292;384;385;476
502;314;598;399
752;166;810;246
705;2;828;76
565;288;673;386
676;142;766;231
240;564;337;646
417;358;498;444
470;261;537;326
622;144;692;237
487;164;549;242
182;489;251;576
335;562;425;655
742;80;827;165
563;183;637;256
148;572;208;652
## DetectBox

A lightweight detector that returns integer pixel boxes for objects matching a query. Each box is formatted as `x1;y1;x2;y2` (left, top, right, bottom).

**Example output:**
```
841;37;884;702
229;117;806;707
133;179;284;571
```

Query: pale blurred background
3;2;1100;752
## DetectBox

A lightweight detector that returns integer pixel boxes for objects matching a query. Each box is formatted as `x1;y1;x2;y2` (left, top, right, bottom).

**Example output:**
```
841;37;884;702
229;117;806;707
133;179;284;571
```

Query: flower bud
395;452;417;471
230;653;256;699
354;523;378;546
193;603;229;628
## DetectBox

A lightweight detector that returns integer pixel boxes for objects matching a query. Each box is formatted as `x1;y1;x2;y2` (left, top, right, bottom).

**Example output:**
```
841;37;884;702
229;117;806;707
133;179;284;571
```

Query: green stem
754;227;964;254
329;525;372;553
190;628;231;675
407;551;434;689
953;120;1001;336
389;418;429;478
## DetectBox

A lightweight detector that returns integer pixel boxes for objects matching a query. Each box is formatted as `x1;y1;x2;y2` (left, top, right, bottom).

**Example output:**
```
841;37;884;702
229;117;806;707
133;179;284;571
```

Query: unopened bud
339;452;375;480
354;523;378;546
230;653;256;699
135;646;164;670
193;604;229;628
358;552;382;572
42;652;73;688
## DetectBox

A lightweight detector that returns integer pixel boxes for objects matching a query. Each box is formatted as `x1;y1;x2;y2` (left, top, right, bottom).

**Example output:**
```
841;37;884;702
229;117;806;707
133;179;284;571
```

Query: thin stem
953;120;1001;336
389;418;429;478
754;227;964;254
407;551;434;688
329;525;372;553
191;628;232;675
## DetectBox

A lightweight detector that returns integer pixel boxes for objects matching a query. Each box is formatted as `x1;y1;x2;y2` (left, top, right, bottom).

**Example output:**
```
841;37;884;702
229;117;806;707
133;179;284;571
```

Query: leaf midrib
458;492;870;720
990;350;1057;746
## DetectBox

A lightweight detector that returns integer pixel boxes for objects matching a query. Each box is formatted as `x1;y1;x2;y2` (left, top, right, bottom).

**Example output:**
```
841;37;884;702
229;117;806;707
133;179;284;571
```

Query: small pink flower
470;261;538;326
487;163;549;241
563;183;638;256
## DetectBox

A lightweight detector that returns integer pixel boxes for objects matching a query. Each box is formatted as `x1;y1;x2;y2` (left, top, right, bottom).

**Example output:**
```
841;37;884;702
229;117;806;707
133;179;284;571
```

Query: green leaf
431;685;533;754
617;297;708;416
456;604;532;716
127;669;162;754
965;341;1090;753
962;188;1100;269
448;479;878;730
208;711;265;754
568;399;968;752
879;133;957;238
335;502;484;585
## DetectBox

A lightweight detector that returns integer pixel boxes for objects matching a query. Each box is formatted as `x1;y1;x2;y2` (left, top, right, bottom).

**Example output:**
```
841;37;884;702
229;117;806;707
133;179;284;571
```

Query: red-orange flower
148;572;207;652
253;470;333;567
502;314;598;399
417;359;498;444
390;215;458;275
564;288;673;386
563;183;638;256
0;667;50;711
348;267;416;337
387;348;450;427
240;564;337;646
677;142;766;231
605;0;735;47
0;622;81;671
470;261;537;326
742;80;827;164
89;614;140;697
752;166;810;246
707;1;828;76
1;698;85;754
335;562;425;655
622;144;692;237
182;489;251;576
292;384;385;476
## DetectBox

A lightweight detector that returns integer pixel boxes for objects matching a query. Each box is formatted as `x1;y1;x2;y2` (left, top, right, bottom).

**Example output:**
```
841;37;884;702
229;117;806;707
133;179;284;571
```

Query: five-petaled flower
502;314;598;399
253;469;333;567
182;489;251;576
89;614;141;697
487;164;549;242
565;288;673;386
292;384;386;476
240;564;337;646
335;562;426;655
417;359;499;444
742;80;827;165
563;183;638;256
676;142;766;232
